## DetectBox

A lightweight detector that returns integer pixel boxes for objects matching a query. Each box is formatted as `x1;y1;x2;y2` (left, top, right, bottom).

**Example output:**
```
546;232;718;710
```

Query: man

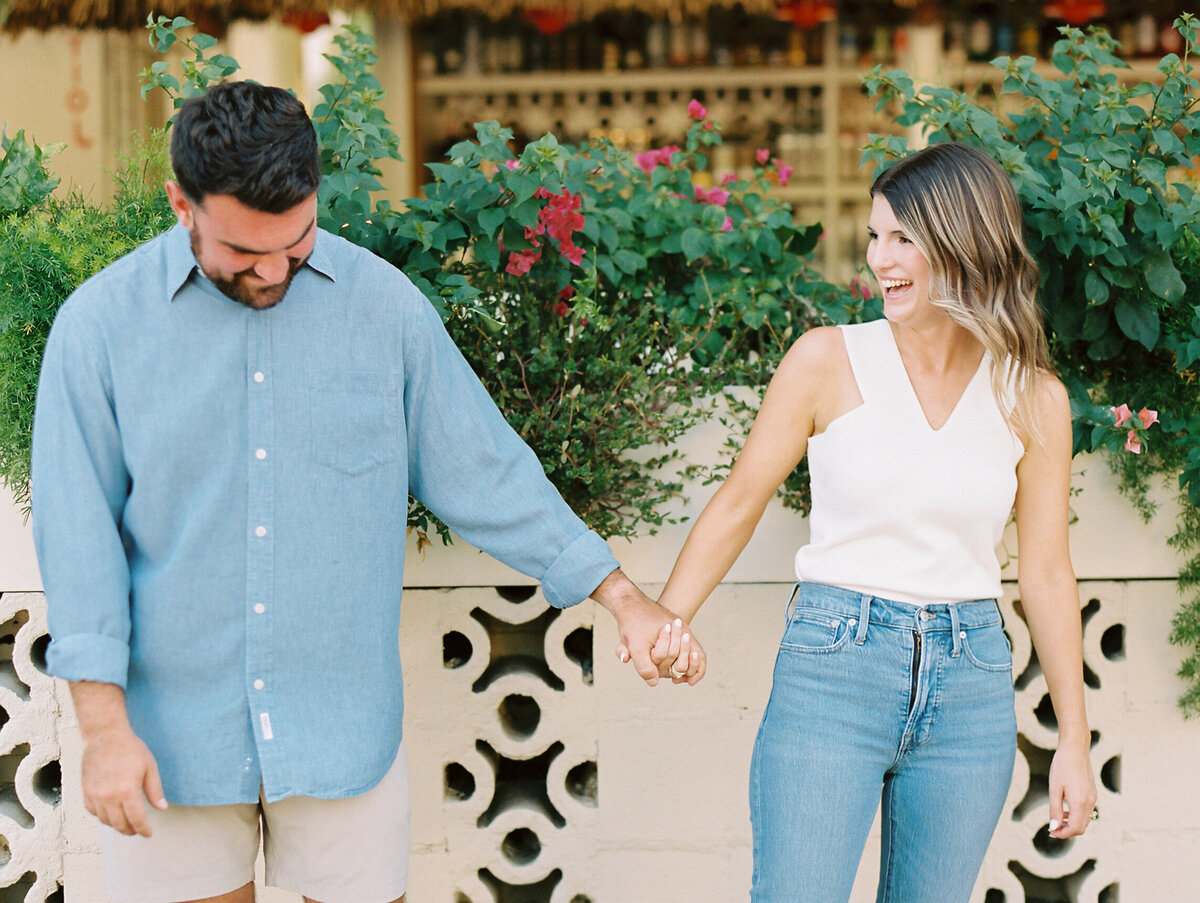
32;81;703;903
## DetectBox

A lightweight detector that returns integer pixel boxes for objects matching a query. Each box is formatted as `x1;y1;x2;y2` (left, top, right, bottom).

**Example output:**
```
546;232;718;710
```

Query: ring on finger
668;665;685;679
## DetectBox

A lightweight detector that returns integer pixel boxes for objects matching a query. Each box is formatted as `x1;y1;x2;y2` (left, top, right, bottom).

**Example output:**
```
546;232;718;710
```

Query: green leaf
1084;268;1109;305
681;228;710;262
1144;245;1186;302
612;249;646;275
1114;297;1161;349
476;207;507;239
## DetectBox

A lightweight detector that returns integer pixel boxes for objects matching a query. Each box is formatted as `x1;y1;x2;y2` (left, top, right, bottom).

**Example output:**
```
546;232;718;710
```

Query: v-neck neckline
882;321;988;433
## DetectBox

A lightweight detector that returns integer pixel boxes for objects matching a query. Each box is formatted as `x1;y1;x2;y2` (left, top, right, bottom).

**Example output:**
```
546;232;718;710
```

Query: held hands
590;569;706;686
616;617;705;686
1047;741;1098;839
80;724;168;837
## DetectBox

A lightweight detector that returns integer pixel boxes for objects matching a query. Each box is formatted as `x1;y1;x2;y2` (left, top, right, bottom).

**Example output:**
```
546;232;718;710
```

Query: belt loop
855;594;870;645
784;583;802;624
949;603;962;657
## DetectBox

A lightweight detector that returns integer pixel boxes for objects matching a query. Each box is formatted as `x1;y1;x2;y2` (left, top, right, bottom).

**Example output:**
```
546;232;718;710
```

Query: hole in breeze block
563;626;594;685
1100;623;1125;661
566;760;598;807
478;866;562;903
0;744;33;828
501;827;542;865
470;607;565;693
0;612;31;701
33;759;62;807
496;586;538;604
445;762;476;801
444;631;473;669
1101;755;1121;794
475;739;565;829
498;694;541;739
1008;858;1102;899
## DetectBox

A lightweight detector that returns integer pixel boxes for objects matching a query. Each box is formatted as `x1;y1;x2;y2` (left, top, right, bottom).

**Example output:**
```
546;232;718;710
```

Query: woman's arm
656;326;847;624
1014;375;1098;839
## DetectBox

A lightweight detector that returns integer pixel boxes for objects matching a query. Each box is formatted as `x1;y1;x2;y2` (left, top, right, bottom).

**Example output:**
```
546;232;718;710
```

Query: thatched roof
2;0;788;32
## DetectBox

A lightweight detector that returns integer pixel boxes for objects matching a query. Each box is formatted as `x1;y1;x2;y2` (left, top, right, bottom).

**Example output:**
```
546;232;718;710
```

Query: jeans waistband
790;581;1002;632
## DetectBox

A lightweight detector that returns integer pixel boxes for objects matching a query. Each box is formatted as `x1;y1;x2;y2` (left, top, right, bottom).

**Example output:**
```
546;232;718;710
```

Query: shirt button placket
246;319;277;767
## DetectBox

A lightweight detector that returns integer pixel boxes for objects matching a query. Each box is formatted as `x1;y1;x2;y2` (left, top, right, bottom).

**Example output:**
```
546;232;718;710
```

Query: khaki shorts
101;744;410;903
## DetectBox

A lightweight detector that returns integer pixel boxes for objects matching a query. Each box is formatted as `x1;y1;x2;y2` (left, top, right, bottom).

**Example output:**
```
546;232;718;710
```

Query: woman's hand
1047;739;1098;839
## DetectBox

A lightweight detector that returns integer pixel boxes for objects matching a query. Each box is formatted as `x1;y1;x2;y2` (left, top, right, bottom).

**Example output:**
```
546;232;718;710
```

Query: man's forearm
70;680;136;742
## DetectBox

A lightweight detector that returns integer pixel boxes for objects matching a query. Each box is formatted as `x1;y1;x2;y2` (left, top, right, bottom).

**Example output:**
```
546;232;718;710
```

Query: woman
649;142;1096;901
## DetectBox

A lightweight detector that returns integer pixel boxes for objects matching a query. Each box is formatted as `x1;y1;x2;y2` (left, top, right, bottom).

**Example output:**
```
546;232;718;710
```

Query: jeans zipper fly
908;629;923;713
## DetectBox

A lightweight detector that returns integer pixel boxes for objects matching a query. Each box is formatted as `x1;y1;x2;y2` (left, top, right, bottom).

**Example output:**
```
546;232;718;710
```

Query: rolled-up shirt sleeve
402;294;619;608
31;303;133;688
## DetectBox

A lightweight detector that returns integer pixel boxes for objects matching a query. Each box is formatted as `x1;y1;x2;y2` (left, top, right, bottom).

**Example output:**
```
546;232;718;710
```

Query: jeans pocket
962;623;1013;672
780;610;852;654
308;372;400;476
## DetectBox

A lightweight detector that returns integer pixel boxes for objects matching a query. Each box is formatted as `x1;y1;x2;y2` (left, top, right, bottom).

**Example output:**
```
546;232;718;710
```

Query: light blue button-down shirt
31;223;619;805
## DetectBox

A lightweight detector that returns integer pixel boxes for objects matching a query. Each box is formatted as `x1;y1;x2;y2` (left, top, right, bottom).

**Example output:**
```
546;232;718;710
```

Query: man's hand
71;681;168;837
591;569;707;686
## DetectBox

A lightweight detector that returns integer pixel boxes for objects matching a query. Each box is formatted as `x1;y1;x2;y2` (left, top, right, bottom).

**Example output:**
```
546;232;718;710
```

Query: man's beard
191;233;308;311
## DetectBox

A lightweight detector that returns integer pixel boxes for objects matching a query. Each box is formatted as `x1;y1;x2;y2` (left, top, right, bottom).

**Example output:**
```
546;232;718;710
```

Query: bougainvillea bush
3;18;859;549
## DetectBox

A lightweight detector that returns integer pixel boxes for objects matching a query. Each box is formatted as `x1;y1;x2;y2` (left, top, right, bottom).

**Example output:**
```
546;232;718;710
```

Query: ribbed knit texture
794;319;1025;605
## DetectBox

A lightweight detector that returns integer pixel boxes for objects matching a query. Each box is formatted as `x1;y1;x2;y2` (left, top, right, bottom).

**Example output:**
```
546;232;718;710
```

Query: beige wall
3;448;1199;901
0;28;162;202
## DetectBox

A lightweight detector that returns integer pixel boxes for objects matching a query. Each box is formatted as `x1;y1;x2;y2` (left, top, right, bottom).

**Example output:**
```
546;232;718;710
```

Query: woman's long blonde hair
871;142;1051;444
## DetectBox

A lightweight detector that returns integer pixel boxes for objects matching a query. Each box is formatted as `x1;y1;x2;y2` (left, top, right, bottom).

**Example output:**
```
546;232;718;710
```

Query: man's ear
164;181;195;230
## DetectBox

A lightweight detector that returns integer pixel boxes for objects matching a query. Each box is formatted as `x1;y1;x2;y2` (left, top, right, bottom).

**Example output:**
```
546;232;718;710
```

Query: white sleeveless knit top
793;319;1025;605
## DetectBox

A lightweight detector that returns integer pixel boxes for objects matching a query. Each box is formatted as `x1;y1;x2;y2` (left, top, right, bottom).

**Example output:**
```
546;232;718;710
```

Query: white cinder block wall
1;451;1198;901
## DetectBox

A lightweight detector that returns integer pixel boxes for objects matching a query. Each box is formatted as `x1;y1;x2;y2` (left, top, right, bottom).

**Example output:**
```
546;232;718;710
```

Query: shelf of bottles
413;3;1187;281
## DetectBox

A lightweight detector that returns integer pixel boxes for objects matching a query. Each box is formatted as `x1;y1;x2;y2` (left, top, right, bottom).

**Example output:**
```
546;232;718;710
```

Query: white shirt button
253;372;265;383
253;679;265;690
255;526;267;538
254;604;266;614
255;449;267;460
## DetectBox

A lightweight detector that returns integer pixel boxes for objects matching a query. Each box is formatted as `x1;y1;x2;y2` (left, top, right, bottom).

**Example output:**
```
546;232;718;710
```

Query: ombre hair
871;142;1052;444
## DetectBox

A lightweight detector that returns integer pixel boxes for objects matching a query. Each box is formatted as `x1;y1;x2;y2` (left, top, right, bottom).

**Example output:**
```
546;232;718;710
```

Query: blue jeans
750;582;1017;903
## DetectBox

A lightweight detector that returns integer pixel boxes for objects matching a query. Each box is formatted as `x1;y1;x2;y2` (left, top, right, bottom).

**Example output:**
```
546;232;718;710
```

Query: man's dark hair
170;81;320;212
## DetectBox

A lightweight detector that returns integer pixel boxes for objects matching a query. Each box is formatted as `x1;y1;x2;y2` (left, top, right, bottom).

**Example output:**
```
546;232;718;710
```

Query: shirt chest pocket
308;372;401;476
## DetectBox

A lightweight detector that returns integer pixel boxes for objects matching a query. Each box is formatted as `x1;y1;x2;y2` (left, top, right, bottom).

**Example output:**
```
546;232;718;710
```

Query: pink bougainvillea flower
1112;403;1133;427
721;216;733;232
505;248;541;276
721;172;738;185
693;184;730;206
502;159;521;170
687;98;708;120
558;285;575;301
579;317;589;328
703;120;715;131
756;148;771;165
849;277;872;301
636;145;682;174
1125;429;1142;454
553;300;570;318
1138;407;1159;429
777;164;794;187
635;150;660;174
560;241;586;265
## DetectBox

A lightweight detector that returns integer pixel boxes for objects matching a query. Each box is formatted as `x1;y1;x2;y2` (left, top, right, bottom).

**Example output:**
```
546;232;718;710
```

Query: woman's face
866;194;934;326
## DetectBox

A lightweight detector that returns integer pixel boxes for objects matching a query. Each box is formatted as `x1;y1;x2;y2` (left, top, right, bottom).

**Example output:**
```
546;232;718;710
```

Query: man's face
165;182;318;310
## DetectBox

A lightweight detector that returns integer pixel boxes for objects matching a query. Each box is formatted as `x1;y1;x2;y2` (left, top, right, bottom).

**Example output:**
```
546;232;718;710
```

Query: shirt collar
164;220;338;303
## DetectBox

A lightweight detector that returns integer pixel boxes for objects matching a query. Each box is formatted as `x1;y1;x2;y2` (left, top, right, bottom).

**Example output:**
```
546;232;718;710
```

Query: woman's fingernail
1049;819;1060;832
674;618;682;628
682;633;690;643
